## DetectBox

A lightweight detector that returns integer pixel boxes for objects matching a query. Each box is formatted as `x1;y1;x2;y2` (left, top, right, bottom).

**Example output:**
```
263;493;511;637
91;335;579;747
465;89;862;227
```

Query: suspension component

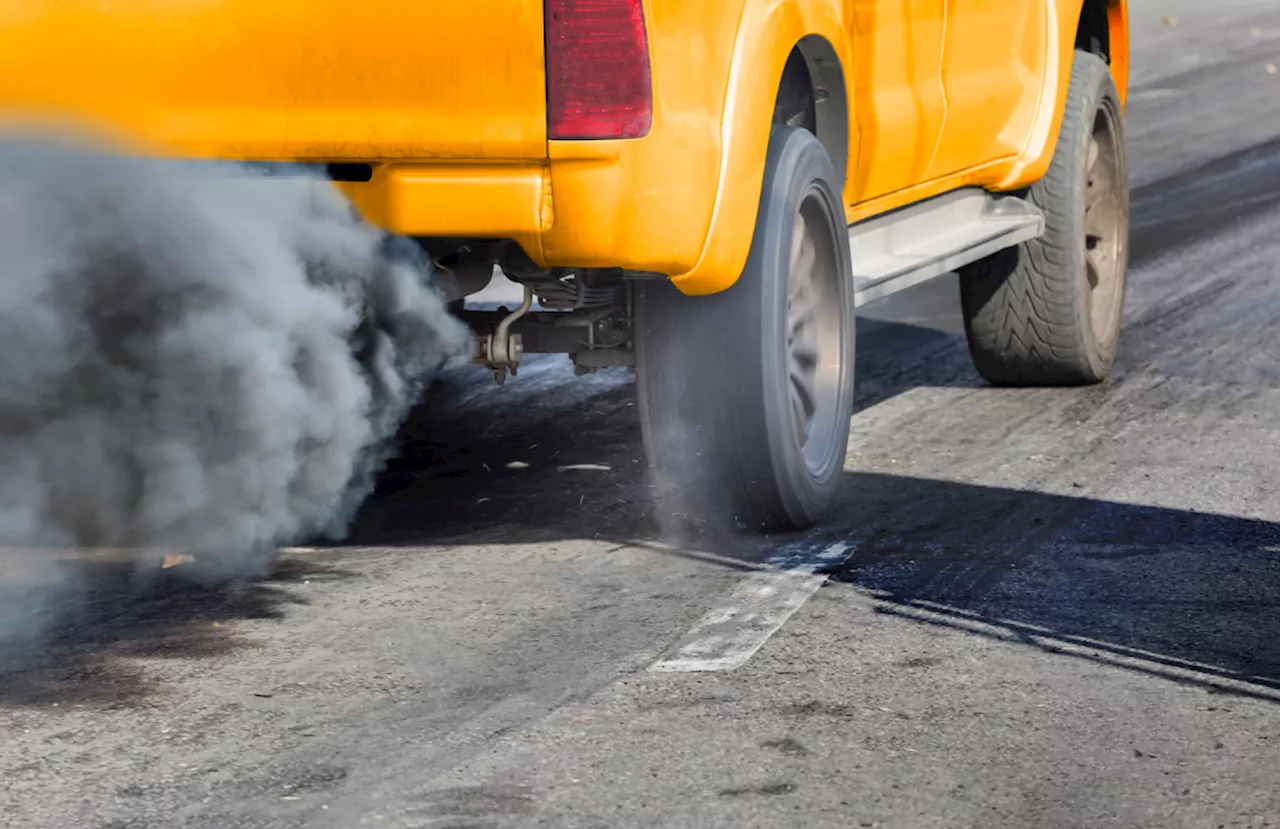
519;268;624;310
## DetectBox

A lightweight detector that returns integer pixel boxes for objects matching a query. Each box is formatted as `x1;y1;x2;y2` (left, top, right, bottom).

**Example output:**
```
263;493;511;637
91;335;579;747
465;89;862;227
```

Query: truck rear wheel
958;50;1129;385
635;126;855;532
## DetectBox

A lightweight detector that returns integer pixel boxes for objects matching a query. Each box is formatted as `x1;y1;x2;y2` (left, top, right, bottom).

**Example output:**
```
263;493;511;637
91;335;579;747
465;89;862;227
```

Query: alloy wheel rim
785;192;845;474
1083;102;1126;341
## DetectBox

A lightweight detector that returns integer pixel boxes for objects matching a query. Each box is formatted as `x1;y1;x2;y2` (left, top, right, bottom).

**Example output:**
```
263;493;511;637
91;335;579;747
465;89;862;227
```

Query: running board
850;187;1045;307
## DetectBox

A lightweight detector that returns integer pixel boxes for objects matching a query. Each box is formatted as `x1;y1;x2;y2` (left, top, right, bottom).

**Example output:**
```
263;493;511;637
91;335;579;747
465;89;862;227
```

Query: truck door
925;0;1049;180
848;0;947;202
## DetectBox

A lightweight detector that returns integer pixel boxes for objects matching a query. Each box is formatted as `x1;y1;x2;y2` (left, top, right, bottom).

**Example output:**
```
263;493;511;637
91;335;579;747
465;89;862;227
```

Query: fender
996;0;1130;190
1108;0;1131;109
670;0;852;296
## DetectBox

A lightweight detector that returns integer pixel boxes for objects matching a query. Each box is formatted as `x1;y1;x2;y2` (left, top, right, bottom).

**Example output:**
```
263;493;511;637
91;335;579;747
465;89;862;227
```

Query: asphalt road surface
6;3;1280;827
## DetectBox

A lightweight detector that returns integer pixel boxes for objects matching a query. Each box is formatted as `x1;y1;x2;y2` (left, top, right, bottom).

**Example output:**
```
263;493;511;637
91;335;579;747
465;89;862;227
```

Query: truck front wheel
958;49;1130;385
635;126;855;532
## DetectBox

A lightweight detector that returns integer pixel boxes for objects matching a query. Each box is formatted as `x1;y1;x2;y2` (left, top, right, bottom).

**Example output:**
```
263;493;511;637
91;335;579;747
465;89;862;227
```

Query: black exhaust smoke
0;139;471;629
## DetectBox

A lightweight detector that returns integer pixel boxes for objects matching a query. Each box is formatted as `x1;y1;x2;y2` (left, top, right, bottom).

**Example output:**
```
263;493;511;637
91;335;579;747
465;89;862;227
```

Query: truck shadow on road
346;321;1280;702
347;315;983;546
821;472;1280;703
4;466;1275;709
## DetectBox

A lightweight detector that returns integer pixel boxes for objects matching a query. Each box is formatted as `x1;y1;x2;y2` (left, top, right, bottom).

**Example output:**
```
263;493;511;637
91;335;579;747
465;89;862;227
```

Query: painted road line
648;542;853;673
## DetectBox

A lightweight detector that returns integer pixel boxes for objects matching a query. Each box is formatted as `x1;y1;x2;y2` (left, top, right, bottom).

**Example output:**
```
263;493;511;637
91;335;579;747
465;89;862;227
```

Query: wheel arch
1075;0;1111;62
1104;0;1131;110
774;35;851;194
669;1;853;297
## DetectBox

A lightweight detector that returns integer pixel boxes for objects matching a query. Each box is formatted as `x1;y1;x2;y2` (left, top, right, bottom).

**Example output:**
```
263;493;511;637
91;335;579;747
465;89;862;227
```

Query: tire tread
959;50;1127;386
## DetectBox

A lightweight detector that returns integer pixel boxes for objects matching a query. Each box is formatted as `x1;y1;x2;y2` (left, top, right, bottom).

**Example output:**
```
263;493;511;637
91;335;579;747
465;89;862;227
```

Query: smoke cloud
0;139;472;593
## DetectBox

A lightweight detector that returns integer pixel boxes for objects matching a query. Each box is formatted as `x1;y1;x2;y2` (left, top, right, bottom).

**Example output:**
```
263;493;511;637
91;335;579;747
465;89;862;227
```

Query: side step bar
850;187;1045;308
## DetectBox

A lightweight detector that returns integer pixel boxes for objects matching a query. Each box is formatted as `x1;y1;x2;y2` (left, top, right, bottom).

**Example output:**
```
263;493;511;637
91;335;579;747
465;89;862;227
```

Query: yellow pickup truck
0;0;1130;533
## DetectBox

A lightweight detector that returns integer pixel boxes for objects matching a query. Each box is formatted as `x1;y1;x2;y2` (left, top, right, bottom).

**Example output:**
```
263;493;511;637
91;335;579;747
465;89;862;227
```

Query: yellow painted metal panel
927;0;1048;181
847;0;946;202
671;0;855;294
338;164;549;239
0;1;547;160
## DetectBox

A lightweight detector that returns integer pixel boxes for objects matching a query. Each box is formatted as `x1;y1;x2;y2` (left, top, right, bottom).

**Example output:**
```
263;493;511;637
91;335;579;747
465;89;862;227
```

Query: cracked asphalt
5;2;1280;827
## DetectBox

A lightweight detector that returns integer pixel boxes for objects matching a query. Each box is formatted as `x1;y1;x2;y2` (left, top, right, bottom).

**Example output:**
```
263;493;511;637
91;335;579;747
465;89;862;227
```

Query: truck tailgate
0;1;548;161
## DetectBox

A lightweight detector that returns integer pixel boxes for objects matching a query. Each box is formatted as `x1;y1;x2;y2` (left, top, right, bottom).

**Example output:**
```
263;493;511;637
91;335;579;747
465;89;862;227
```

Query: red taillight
545;0;653;140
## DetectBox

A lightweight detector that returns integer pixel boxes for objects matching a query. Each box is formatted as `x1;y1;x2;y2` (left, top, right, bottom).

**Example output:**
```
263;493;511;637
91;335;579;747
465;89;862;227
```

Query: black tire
958;50;1130;385
635;126;855;532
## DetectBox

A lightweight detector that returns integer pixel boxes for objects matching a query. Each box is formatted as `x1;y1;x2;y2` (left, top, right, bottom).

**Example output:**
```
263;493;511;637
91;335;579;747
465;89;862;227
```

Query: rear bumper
340;163;553;244
335;134;721;279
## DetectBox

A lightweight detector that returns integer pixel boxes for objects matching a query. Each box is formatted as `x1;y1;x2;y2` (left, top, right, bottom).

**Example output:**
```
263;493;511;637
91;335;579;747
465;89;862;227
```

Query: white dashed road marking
648;542;853;673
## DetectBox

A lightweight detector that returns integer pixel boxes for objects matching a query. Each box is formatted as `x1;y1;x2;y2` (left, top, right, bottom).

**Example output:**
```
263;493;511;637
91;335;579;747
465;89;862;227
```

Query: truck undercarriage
417;238;641;385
